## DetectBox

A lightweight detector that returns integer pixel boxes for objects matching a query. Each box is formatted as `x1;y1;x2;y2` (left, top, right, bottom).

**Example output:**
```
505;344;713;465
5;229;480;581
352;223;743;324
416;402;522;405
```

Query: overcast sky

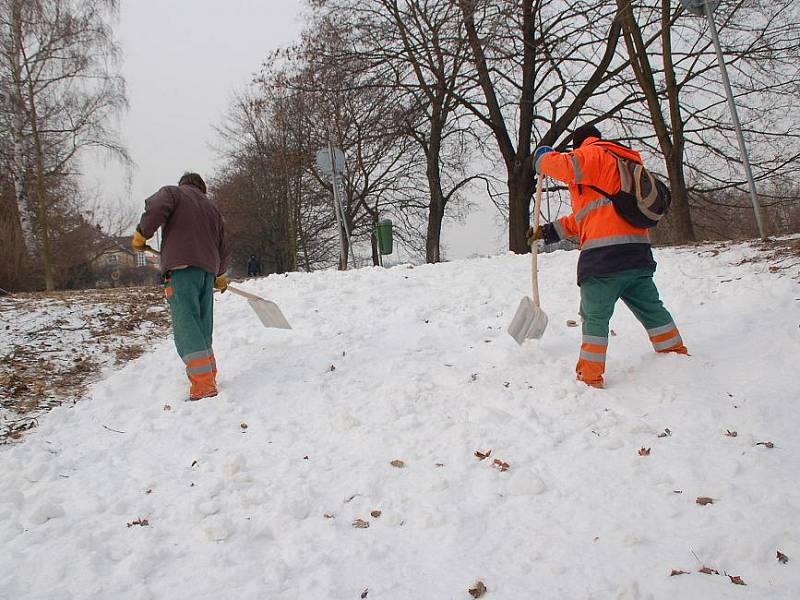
85;0;504;260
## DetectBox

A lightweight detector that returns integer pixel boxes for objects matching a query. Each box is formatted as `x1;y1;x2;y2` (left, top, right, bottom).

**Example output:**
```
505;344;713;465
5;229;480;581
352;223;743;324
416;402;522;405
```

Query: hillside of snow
0;240;798;600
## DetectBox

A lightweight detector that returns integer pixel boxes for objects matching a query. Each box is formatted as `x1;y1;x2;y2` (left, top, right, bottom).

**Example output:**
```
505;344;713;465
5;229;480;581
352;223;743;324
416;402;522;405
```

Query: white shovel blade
246;298;292;330
507;296;549;344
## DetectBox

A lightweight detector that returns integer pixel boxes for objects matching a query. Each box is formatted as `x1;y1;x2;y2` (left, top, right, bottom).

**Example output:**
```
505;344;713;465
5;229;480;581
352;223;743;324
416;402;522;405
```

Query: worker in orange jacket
530;124;687;388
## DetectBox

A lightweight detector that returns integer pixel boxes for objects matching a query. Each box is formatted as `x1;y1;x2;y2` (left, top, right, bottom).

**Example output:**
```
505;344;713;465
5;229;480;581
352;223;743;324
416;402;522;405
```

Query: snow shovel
143;245;291;330
226;285;292;330
508;173;549;344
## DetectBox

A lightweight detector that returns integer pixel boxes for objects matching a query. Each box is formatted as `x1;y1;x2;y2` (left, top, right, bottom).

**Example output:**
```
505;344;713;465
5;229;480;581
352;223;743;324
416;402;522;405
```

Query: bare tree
615;0;695;241
312;0;487;263
215;88;316;275
284;18;428;268
0;0;128;290
613;0;800;242
455;0;628;253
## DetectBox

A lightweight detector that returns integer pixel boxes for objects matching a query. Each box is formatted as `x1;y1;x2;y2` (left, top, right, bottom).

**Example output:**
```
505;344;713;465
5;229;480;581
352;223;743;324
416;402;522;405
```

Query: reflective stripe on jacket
538;137;655;284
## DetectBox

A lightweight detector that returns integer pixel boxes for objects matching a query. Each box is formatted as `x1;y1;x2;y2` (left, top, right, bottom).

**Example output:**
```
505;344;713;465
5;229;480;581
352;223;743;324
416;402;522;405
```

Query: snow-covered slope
1;241;798;600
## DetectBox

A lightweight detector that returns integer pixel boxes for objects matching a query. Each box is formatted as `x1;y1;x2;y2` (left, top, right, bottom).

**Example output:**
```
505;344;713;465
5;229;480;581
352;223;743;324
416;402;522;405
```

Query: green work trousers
576;268;685;385
164;267;215;365
579;268;677;338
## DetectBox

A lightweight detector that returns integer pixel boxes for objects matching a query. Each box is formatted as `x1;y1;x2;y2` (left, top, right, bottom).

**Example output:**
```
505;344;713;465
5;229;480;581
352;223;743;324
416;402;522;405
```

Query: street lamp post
680;0;767;239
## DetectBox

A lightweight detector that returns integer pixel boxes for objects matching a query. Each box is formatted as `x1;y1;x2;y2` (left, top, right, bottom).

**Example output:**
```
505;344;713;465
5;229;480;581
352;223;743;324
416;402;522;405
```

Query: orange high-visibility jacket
537;136;656;284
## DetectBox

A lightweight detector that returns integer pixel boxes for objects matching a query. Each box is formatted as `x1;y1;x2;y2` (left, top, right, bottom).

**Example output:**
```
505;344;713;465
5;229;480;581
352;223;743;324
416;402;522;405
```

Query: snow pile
0;240;798;599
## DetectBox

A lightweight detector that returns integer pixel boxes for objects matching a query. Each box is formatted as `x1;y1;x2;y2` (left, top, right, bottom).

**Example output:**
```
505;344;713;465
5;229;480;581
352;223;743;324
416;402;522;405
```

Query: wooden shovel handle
226;285;264;302
531;174;544;307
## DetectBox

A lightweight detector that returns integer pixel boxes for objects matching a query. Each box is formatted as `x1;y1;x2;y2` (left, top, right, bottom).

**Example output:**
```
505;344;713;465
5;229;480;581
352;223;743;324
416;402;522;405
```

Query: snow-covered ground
0;288;170;440
0;240;798;600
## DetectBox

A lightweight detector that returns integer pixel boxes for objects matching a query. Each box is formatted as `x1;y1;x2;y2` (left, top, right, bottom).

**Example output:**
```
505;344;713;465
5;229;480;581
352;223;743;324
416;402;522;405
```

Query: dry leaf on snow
361;589;369;599
468;580;487;598
698;566;719;575
725;429;737;437
728;575;746;586
474;450;492;460
638;447;651;456
126;518;149;528
323;513;335;519
777;550;789;564
756;441;775;448
370;510;382;518
696;496;714;506
352;519;370;529
492;458;510;472
390;459;405;468
670;569;689;576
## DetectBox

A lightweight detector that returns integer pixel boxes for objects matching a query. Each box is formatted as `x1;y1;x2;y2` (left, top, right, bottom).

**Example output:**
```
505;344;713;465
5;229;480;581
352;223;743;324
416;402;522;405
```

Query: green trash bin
375;218;393;255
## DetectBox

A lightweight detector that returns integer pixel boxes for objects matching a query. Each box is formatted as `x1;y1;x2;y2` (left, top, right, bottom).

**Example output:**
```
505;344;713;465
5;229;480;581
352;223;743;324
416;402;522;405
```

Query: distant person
132;172;230;401
246;254;262;277
529;124;687;388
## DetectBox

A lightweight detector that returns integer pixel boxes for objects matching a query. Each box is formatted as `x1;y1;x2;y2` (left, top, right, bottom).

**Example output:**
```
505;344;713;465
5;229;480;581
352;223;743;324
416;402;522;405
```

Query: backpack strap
587;183;613;198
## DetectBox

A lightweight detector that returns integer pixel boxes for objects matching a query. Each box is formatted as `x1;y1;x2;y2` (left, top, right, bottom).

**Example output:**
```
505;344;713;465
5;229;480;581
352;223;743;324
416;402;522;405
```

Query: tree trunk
9;101;37;261
425;194;444;263
661;0;695;242
28;98;55;290
370;229;380;267
664;151;695;241
459;0;535;255
8;1;38;263
339;232;349;271
425;124;446;263
508;159;535;253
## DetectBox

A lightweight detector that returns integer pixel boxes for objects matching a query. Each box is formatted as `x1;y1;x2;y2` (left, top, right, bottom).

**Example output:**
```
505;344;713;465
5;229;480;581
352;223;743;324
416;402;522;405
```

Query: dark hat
572;124;602;150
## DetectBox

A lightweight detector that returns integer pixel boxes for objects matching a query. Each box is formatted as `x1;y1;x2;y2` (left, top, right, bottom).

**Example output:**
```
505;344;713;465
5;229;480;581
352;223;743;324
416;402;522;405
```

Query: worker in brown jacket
132;172;230;400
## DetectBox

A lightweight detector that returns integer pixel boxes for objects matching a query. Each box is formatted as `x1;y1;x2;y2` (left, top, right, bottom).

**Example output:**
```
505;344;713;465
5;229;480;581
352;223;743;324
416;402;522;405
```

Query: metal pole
336;177;356;267
328;140;348;269
704;2;767;239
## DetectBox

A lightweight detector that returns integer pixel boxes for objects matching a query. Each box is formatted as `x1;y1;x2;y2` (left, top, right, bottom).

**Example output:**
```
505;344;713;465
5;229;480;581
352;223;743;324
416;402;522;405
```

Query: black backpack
588;146;671;229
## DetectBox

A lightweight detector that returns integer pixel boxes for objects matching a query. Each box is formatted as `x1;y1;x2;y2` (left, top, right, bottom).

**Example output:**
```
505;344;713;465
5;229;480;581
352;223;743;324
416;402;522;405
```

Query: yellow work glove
131;229;147;252
214;275;228;293
526;226;543;246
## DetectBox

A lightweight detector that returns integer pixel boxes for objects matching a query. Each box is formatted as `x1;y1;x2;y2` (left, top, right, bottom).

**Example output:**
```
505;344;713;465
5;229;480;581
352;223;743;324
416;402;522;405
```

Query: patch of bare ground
0;285;171;443
739;237;800;279
687;236;800;280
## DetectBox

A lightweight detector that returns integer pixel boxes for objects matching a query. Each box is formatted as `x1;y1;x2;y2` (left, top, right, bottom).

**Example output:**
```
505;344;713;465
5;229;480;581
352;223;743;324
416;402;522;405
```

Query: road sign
316;147;346;175
679;0;720;17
